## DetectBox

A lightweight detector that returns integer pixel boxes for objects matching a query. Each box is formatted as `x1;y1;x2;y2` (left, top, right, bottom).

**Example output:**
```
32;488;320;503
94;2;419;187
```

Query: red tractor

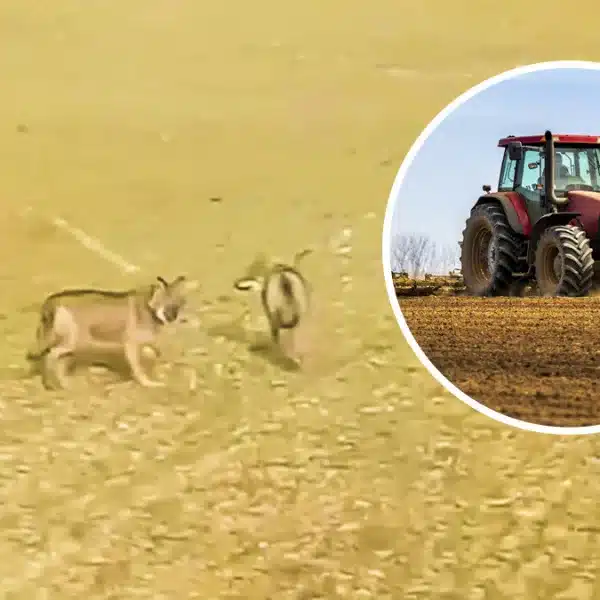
460;130;600;296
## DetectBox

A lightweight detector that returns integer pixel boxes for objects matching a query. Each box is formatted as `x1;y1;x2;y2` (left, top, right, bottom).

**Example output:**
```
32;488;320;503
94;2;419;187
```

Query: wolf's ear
147;282;165;311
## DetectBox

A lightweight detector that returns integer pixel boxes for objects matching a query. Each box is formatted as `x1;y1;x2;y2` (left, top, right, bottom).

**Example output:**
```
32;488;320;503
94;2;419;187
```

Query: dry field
400;296;600;428
4;1;600;598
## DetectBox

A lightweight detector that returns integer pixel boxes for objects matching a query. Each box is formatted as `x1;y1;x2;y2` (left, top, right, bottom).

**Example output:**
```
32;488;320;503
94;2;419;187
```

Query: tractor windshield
542;146;600;194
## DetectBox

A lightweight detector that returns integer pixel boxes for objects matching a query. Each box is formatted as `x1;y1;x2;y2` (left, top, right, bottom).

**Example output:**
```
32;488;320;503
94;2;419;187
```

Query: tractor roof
498;134;600;147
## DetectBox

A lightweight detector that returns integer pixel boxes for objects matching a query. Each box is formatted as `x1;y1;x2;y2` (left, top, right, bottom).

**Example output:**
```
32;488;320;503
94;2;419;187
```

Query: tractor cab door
515;146;548;226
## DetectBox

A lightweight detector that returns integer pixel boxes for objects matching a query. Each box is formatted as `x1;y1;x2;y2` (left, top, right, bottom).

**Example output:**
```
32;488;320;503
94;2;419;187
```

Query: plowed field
399;296;600;427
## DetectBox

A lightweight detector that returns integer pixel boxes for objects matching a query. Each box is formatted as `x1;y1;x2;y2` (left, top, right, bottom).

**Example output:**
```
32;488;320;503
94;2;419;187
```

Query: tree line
391;233;461;277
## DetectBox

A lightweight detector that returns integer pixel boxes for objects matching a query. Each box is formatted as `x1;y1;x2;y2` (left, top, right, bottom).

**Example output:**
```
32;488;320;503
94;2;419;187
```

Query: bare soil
400;295;600;427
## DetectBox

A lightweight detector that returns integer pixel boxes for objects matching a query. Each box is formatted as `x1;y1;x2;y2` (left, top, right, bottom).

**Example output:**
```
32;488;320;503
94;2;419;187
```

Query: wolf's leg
124;343;164;388
42;346;75;390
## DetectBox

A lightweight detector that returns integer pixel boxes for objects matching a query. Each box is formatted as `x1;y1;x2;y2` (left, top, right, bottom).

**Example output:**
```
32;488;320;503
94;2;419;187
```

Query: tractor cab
497;133;600;225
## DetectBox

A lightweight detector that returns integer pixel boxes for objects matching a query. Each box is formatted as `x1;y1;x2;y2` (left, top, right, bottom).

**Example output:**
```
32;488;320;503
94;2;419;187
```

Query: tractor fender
474;193;528;235
526;211;582;264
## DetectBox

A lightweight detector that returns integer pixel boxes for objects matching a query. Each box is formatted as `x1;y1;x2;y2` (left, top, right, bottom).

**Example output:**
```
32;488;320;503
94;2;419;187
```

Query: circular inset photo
382;61;600;434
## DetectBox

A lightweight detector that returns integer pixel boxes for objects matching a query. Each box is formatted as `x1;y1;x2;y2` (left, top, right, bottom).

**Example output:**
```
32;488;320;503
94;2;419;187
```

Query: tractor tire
460;203;523;296
534;224;594;297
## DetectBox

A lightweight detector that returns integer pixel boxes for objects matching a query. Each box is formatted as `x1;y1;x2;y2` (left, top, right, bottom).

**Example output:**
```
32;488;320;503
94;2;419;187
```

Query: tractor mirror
507;141;523;161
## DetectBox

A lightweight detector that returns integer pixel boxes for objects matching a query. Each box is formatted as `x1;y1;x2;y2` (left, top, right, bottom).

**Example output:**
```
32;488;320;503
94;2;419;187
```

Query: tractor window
558;151;575;176
533;146;600;194
498;152;517;190
521;149;543;192
552;146;600;192
589;148;600;186
575;149;600;187
578;152;590;180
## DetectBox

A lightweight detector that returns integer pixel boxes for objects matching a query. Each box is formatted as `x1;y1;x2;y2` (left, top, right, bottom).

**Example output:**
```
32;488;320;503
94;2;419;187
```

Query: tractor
460;130;600;297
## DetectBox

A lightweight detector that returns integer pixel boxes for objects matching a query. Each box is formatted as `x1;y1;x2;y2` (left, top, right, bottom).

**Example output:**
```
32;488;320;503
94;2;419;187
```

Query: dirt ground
400;296;600;427
4;1;600;598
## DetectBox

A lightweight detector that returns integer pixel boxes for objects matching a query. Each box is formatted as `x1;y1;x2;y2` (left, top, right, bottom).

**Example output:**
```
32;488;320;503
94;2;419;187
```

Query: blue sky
389;67;600;272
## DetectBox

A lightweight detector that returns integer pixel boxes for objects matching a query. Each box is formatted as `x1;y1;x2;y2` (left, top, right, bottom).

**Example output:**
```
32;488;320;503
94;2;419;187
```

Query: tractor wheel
460;203;523;296
535;224;594;296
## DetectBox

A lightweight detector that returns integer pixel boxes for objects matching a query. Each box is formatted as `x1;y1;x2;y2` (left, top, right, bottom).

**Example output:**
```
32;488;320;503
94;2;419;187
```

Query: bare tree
391;234;462;276
438;242;461;275
391;233;436;277
391;234;412;274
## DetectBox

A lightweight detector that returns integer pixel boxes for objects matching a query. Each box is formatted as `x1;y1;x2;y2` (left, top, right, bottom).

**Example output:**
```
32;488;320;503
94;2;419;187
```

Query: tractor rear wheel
460;203;523;296
535;224;594;296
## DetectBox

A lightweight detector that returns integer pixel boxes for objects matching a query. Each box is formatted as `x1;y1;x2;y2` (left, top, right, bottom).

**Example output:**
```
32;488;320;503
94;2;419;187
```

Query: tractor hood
568;190;600;201
566;190;600;238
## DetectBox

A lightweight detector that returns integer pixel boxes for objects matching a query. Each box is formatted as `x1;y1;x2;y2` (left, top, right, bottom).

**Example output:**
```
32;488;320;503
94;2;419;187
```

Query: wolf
26;275;188;389
234;249;313;366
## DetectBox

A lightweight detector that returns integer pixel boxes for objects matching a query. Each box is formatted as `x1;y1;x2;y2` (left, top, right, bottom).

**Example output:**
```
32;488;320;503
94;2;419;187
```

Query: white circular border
381;60;600;436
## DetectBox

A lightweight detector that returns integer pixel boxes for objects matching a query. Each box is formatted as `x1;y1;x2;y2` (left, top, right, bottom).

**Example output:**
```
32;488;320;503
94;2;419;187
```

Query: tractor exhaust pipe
544;130;569;207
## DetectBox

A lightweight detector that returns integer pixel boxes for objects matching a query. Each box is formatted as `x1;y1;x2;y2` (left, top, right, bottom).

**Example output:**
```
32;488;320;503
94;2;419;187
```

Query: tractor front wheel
535;224;594;296
460;203;523;296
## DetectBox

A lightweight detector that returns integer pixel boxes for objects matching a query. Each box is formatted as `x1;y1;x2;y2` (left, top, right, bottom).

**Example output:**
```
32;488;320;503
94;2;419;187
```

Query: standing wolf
26;275;188;389
234;249;313;367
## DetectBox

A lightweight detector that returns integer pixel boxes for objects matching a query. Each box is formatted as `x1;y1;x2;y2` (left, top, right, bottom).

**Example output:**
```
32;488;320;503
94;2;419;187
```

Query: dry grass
3;0;600;598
